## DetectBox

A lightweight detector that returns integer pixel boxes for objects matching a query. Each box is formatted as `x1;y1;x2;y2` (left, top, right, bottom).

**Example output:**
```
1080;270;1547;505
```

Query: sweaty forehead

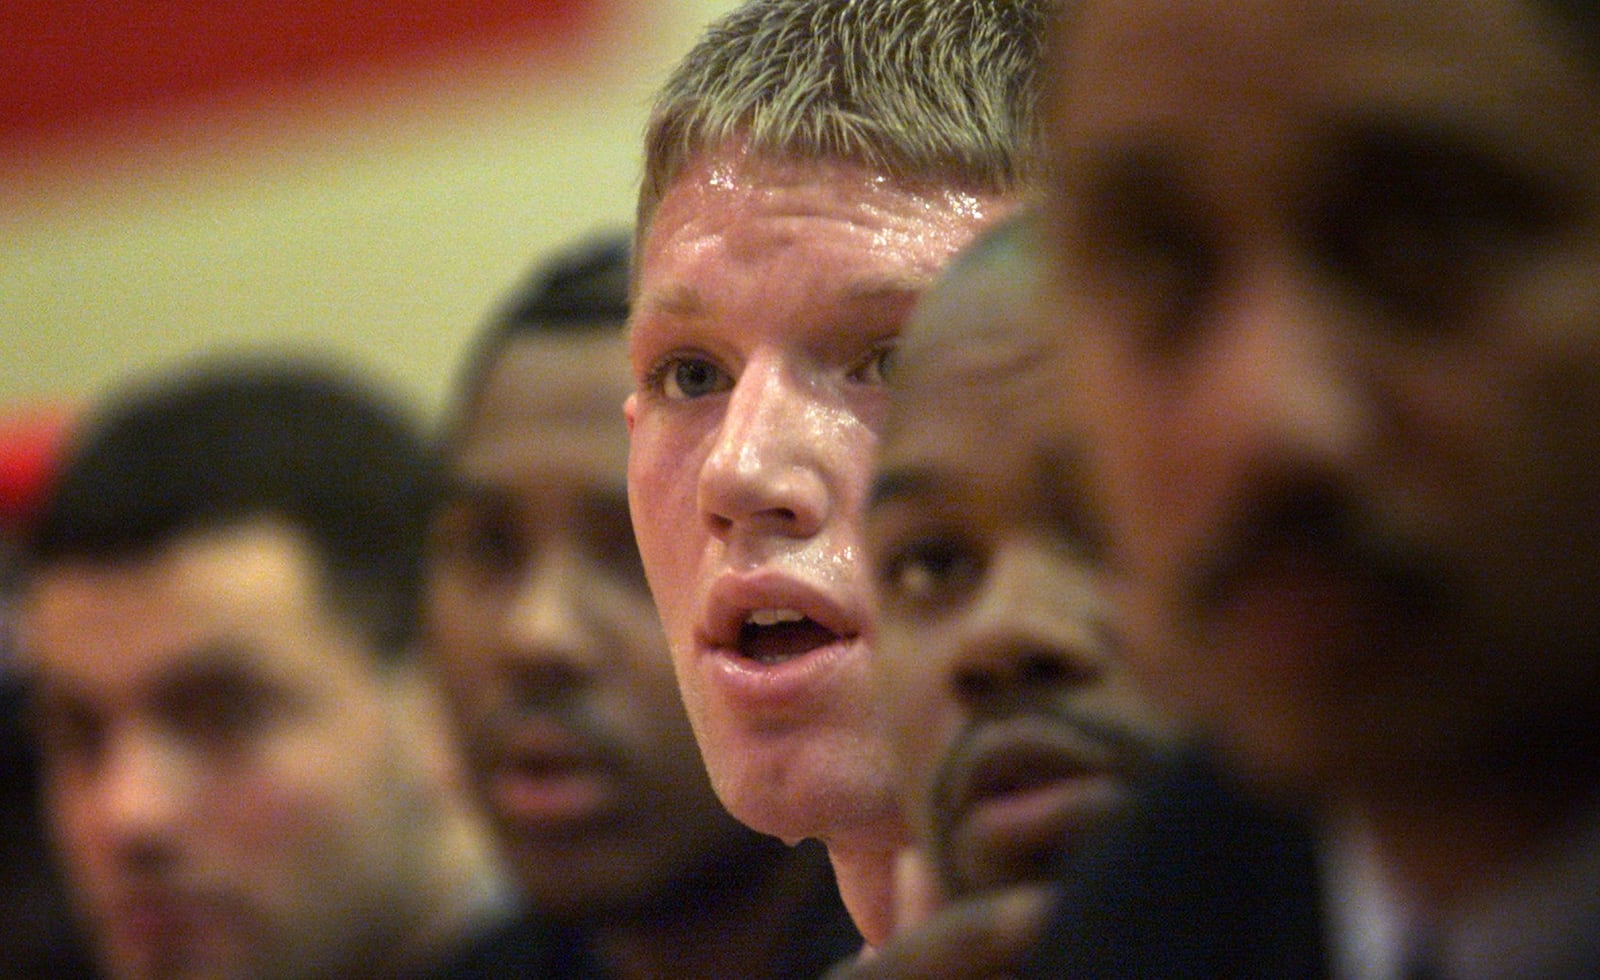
642;146;1008;267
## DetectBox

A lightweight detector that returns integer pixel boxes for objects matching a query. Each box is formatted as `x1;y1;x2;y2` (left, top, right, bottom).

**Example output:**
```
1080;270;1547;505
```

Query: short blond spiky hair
637;0;1055;242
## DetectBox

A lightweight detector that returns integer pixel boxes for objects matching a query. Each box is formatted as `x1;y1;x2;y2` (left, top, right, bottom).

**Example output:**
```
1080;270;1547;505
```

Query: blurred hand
824;850;1055;980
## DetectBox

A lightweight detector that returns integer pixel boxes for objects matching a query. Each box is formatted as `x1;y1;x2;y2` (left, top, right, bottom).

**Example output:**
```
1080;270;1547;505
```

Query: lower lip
953;776;1122;877
702;634;863;713
489;768;612;825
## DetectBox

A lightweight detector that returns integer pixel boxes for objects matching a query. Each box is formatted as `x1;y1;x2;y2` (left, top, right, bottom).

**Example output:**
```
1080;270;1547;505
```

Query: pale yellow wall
0;0;739;420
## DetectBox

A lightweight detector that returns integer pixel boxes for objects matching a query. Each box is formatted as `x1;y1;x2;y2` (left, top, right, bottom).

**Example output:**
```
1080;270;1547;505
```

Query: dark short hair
25;356;441;663
441;231;631;449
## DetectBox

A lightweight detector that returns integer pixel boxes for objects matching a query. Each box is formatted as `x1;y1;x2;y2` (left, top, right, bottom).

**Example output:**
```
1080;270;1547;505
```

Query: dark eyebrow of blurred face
868;465;944;514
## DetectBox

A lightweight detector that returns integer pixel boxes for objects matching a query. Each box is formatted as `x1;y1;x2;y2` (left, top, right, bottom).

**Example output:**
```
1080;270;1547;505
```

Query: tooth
747;608;805;627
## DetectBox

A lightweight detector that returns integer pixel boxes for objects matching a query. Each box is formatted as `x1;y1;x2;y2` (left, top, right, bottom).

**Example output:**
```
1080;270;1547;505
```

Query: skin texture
625;141;1010;942
426;331;776;920
1043;0;1600;909
21;520;454;980
867;218;1172;901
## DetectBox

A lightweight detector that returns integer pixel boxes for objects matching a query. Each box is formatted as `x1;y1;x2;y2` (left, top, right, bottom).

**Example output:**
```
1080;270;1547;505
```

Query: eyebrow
867;464;944;512
843;274;936;304
35;643;276;711
439;474;486;499
636;282;704;319
637;272;931;320
150;645;272;696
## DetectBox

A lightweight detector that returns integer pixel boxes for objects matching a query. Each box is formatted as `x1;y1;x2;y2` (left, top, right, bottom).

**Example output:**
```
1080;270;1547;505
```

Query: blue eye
649;356;732;401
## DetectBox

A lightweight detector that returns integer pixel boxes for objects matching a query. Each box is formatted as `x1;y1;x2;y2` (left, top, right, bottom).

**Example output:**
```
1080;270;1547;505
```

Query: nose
698;361;832;540
95;729;184;869
499;542;604;694
948;544;1110;714
1197;263;1365;478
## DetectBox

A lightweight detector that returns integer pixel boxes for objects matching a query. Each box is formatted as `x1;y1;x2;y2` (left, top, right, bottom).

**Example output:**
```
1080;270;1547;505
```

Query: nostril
953;648;1097;709
1020;653;1074;688
953;667;999;707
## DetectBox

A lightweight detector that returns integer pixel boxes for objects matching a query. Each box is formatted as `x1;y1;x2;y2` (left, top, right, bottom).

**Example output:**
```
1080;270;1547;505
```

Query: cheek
44;785;99;873
880;629;954;781
192;772;335;869
627;419;703;537
426;577;490;651
242;718;395;841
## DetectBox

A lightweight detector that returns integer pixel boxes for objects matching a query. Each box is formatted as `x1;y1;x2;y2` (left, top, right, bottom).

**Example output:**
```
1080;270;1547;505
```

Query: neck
822;818;911;947
384;798;516;976
589;839;845;980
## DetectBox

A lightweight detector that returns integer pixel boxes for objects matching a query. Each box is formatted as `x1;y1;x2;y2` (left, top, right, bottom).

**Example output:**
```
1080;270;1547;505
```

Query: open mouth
736;608;842;664
490;756;612;824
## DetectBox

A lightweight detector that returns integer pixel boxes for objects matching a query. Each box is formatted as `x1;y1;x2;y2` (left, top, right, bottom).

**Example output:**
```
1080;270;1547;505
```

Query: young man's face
21;520;436;980
427;331;769;917
626;142;1010;844
1043;0;1600;795
867;223;1172;897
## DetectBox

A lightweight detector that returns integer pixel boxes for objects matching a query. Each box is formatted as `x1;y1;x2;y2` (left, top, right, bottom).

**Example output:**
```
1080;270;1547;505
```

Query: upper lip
483;710;616;776
698;570;862;651
110;885;221;939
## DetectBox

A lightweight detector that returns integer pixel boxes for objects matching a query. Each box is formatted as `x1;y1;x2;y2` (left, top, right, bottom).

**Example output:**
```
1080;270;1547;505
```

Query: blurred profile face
868;221;1172;897
21;520;435;980
625;143;1011;844
427;331;766;917
1043;0;1600;795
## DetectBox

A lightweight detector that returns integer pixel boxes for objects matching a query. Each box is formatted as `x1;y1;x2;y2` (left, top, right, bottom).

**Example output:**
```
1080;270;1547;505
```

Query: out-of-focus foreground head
1040;0;1600;804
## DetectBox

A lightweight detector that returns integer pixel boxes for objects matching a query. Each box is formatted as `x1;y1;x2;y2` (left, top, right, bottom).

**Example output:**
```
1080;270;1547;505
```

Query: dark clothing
417;839;862;979
0;677;103;979
1022;750;1329;979
412;909;610;979
765;841;867;978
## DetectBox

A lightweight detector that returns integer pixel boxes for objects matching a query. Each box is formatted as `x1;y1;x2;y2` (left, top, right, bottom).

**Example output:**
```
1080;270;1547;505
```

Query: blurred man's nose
948;544;1109;714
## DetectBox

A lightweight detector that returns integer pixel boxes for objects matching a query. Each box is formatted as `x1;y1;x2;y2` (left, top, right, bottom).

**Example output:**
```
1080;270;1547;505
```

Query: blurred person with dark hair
15;357;517;979
425;232;861;978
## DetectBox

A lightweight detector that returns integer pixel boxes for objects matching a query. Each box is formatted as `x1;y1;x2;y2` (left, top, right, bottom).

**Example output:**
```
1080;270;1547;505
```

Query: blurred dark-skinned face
1043;0;1600;797
867;219;1173;897
427;331;763;918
